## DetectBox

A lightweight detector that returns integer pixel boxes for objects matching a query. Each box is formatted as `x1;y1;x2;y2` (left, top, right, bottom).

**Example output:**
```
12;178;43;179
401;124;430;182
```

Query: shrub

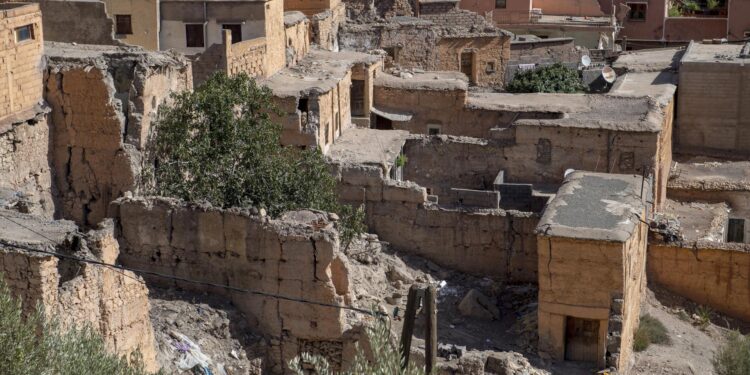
506;63;585;94
289;317;426;375
695;305;713;329
144;72;365;241
633;314;670;352
0;276;157;375
713;331;750;375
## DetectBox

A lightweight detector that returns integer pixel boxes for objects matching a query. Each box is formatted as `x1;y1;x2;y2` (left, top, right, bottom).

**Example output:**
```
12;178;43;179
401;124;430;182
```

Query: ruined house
339;0;512;87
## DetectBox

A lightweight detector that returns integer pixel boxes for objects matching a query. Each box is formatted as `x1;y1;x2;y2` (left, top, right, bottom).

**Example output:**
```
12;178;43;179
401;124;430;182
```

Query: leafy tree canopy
506;63;585;94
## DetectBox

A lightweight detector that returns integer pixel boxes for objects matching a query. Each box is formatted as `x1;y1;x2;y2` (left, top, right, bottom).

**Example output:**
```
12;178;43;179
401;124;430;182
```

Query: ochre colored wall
265;0;287;77
436;35;510;87
102;0;159;50
0;4;43;120
532;0;605;16
648;243;750;322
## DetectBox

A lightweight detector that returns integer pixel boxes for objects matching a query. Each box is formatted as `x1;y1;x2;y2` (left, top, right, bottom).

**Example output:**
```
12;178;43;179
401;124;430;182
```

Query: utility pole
399;284;438;374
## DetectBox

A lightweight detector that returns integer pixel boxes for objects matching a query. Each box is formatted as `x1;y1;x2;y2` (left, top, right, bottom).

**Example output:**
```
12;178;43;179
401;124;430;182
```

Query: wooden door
565;317;600;363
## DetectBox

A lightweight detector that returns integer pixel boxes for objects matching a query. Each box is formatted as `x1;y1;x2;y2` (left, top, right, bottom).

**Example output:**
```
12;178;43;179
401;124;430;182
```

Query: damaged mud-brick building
339;0;512;88
536;172;650;372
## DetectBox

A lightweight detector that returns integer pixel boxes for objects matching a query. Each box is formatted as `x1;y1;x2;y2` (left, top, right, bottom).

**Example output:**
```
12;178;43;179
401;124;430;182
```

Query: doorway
460;51;474;82
564;317;600;363
351;79;365;117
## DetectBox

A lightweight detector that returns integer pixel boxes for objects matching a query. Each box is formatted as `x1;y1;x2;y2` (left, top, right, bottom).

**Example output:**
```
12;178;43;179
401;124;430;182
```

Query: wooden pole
424;285;438;374
400;284;422;369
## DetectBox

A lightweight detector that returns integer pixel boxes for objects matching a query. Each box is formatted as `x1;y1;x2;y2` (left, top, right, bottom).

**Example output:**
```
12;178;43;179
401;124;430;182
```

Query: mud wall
285;13;310;67
44;46;192;226
333;164;539;281
648;242;750;322
0;113;55;217
0;218;158;371
312;3;346;51
0;3;44;119
111;197;356;373
36;0;120;45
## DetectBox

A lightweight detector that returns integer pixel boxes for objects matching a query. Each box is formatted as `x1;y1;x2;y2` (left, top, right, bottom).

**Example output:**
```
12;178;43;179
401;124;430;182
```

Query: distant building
0;2;43;120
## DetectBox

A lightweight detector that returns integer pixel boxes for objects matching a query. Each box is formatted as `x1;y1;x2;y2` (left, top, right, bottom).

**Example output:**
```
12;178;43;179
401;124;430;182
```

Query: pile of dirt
149;288;266;375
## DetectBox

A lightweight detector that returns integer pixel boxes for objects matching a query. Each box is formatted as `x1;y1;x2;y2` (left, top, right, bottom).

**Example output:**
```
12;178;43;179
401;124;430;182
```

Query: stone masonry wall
312;3;346;51
110;197;355;373
228;36;267;78
44;45;192;227
0;216;158;372
285;14;310;67
648;242;750;322
0;3;43;120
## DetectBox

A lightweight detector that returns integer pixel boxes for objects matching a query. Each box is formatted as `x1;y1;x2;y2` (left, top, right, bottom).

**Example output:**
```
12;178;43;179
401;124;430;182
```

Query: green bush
633;314;670;352
506;63;585;94
0;276;157;375
144;72;365;242
714;331;750;375
289;317;425;375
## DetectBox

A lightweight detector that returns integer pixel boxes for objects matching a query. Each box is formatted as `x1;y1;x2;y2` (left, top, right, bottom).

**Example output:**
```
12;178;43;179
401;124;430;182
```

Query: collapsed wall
110;197;359;373
0;210;157;371
44;43;192;227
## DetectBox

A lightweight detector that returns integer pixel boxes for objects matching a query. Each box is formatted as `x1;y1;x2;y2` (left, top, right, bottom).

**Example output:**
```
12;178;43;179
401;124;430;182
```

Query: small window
185;24;205;48
536;138;552;164
628;3;647;21
384;47;400;62
222;24;242;43
727;218;745;243
427;124;441;135
495;0;507;9
116;15;133;35
486;61;496;74
14;24;34;43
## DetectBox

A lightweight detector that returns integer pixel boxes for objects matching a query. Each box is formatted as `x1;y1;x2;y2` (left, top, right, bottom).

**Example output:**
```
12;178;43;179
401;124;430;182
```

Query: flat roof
375;71;468;91
612;47;684;73
608;71;677;103
468;93;665;132
662;199;728;243
682;42;750;64
0;209;76;248
263;49;381;98
326;128;409;167
669;157;750;192
0;2;39;18
536;172;650;242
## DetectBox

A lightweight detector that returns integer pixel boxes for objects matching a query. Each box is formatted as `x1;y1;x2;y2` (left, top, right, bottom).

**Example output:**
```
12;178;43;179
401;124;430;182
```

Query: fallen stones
458;289;500;320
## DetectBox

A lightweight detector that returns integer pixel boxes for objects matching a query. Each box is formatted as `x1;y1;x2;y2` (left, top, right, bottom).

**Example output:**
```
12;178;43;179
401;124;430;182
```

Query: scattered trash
172;331;214;373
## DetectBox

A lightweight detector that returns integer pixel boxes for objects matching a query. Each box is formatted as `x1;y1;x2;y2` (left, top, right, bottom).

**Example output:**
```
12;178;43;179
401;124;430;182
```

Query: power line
0;214;384;318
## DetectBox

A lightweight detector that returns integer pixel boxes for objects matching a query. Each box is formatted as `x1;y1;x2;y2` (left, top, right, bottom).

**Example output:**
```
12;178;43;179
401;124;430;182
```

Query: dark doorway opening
565;317;600;363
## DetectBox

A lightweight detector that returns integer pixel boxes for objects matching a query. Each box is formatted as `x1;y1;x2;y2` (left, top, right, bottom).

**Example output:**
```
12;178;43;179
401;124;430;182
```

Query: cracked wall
110;197;357;374
44;45;192;227
0;213;157;372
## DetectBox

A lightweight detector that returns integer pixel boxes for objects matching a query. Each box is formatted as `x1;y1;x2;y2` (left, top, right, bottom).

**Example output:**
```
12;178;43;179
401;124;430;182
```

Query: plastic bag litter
171;331;213;372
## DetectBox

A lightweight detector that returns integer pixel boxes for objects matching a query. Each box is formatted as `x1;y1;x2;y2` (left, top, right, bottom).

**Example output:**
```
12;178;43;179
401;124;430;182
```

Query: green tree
506;63;585;94
144;72;364;244
0;276;156;375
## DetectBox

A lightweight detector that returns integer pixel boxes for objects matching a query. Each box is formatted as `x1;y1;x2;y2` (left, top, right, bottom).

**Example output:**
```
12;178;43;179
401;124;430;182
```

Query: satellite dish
564;169;576;178
602;66;617;84
581;55;591;68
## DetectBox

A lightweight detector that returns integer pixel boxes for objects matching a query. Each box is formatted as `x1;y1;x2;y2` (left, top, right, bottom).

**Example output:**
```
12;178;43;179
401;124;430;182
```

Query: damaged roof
536;172;650;242
326;128;409;168
682;41;750;64
376;71;468;91
263;48;382;98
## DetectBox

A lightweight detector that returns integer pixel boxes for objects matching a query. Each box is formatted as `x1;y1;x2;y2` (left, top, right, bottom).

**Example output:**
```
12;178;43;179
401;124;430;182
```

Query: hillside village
1;0;750;374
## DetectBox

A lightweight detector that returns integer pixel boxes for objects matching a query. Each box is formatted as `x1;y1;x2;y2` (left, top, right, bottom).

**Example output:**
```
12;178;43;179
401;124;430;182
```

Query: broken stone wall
436;35;510;87
648;242;750;322
332;165;539;281
339;23;440;69
0;112;55;217
0;3;43;120
44;44;192;226
110;197;355;373
285;13;310;67
507;38;582;82
227;36;268;78
312;3;346;51
342;0;415;20
35;0;121;45
0;214;158;371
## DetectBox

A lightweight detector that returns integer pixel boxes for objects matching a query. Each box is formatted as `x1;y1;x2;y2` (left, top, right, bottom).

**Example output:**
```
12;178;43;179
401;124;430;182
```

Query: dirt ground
149;288;266;375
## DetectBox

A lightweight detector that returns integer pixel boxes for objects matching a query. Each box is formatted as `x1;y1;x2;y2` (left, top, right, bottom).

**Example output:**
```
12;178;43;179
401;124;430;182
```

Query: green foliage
506;63;585;94
144;72;365;238
633;314;670;352
395;154;408;168
289;317;426;375
338;204;367;248
0;276;157;375
695;305;713;329
683;0;701;11
713;331;750;375
707;0;720;9
668;5;683;16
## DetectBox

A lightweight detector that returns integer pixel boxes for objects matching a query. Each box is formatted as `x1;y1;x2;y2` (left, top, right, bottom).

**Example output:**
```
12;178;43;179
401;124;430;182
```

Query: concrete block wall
227;36;268;78
0;3;43;120
111;197;354;372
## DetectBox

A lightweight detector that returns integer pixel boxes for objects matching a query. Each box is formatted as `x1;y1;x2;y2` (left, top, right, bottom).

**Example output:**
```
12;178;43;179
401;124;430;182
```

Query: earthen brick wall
0;4;43;120
228;37;267;78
